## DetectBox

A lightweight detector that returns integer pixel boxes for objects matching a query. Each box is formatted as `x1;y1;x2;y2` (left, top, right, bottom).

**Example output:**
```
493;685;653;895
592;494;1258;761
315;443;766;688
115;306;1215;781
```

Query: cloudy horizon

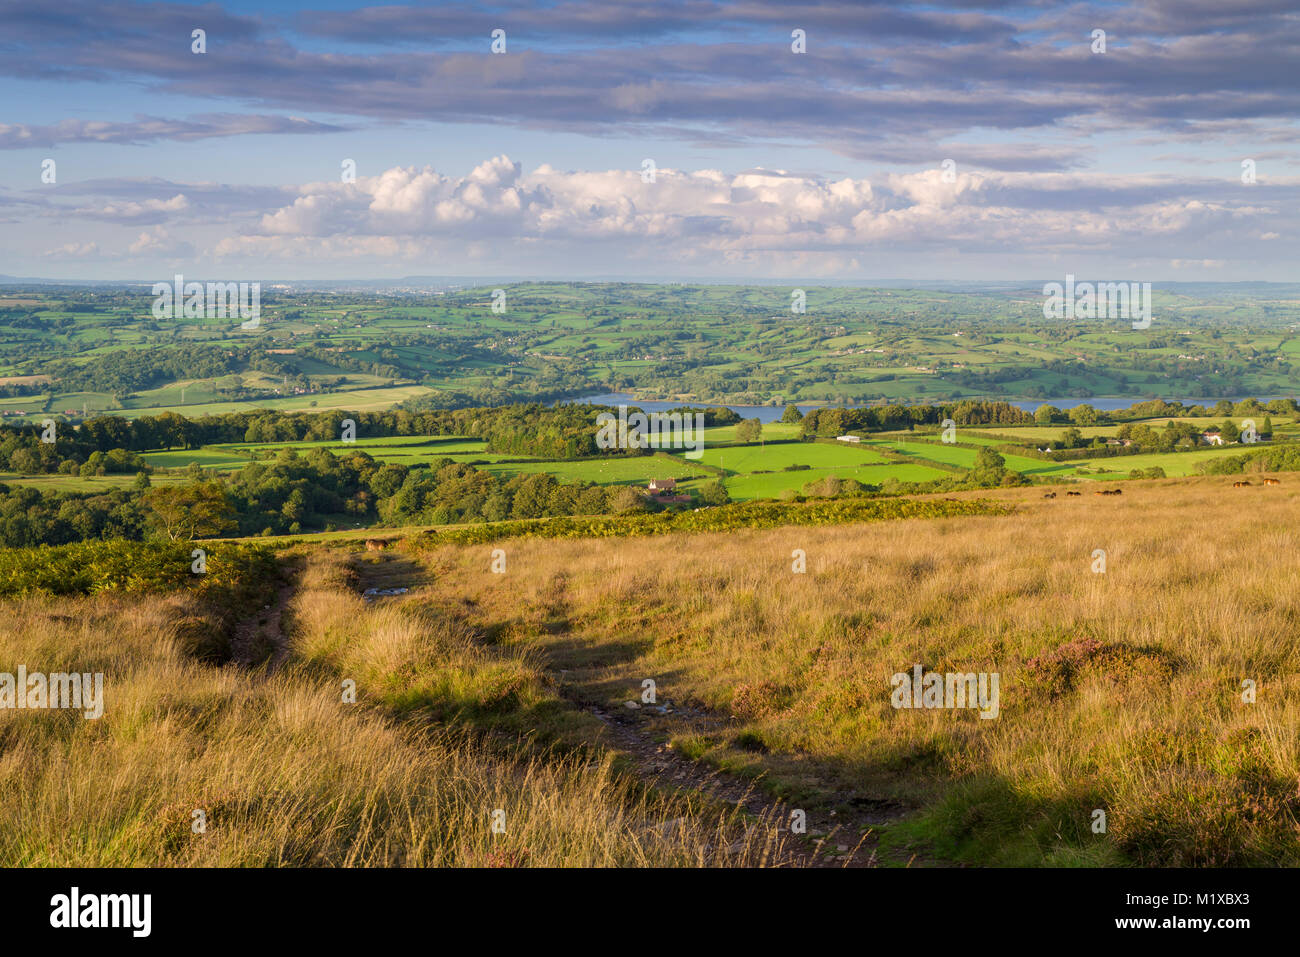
1;0;1296;281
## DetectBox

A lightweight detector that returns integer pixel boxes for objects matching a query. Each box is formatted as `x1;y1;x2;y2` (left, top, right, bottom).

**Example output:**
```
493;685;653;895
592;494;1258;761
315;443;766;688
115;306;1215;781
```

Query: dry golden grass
7;474;1297;866
417;474;1300;865
0;554;790;867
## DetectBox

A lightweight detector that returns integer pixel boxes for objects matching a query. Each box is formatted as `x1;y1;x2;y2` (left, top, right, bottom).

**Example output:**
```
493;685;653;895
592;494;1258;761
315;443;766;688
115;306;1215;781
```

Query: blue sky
0;0;1296;281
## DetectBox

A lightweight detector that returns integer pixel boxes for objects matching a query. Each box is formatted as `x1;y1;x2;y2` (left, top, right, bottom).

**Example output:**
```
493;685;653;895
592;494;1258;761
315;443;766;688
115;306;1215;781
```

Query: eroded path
568;692;908;867
229;556;301;669
351;547;925;868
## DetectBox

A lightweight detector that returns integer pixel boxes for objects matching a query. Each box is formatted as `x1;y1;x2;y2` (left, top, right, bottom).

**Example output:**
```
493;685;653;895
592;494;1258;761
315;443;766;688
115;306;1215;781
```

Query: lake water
563;392;1287;420
562;393;813;424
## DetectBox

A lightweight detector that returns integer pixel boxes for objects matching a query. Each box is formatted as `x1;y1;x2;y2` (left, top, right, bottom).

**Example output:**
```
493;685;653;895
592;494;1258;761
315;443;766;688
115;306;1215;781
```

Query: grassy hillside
0;547;789;866
408;475;1300;866
6;468;1299;867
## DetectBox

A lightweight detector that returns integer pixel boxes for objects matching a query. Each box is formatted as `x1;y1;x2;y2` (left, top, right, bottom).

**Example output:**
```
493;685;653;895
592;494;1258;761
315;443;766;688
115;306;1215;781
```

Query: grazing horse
1263;478;1281;486
1233;481;1252;488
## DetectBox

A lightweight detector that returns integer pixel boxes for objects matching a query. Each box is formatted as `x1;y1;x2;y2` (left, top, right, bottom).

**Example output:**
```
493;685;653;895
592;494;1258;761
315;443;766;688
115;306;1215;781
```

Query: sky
0;0;1297;282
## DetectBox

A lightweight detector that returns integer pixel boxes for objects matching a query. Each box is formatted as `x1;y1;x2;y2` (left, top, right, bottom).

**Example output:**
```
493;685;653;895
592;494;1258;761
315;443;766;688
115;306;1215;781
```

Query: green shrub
0;539;277;604
411;496;1012;547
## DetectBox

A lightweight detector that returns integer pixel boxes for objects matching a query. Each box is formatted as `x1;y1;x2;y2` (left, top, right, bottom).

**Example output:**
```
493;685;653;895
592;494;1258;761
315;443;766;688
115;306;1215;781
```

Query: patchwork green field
718;463;949;500
120;407;1289;507
866;439;1070;477
484;456;709;486
697;440;890;473
4;283;1300;421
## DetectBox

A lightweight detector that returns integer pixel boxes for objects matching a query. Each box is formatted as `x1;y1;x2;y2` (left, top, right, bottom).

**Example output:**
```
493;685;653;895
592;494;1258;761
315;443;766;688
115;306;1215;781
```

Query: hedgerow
410;496;1011;547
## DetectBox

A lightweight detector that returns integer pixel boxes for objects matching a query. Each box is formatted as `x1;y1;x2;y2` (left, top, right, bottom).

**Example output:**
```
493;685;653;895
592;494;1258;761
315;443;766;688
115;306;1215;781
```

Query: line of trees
801;400;1034;437
0;446;693;548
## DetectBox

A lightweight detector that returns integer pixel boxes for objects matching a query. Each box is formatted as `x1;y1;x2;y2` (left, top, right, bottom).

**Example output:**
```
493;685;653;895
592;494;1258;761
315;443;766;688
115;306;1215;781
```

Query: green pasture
0;473;182;491
114;385;435;419
698;422;803;443
696;440;889;474
220;436;485;454
484;456;709;486
960;425;1123;442
1064;448;1241;479
720;463;949;501
142;448;254;470
867;438;1065;476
